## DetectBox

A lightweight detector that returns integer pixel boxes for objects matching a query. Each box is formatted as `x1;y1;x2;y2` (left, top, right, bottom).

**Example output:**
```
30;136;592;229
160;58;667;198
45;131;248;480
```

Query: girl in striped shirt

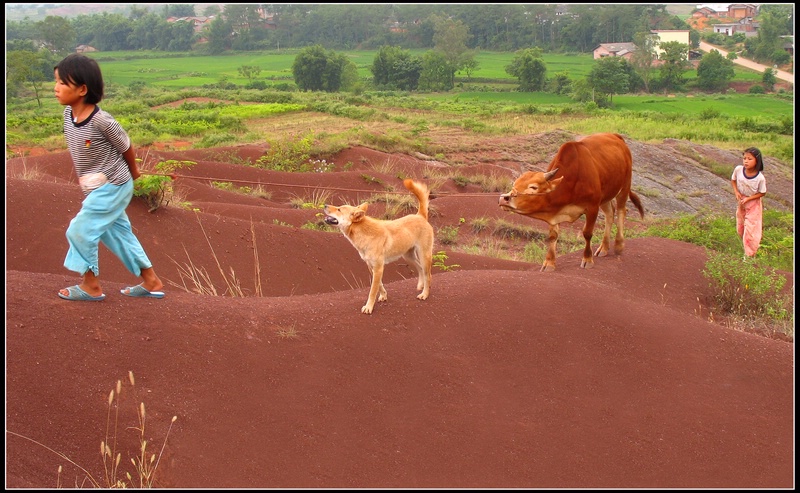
54;54;165;301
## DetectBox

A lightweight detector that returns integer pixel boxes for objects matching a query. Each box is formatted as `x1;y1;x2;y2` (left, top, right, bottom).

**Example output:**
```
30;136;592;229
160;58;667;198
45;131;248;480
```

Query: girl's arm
123;145;140;180
742;191;765;204
731;180;742;202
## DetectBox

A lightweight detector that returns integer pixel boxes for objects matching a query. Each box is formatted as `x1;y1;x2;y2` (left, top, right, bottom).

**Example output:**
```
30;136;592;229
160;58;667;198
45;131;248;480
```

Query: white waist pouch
79;173;108;193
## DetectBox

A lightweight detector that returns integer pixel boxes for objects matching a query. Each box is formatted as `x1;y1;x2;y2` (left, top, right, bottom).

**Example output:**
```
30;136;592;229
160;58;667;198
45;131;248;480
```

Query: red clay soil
5;144;795;488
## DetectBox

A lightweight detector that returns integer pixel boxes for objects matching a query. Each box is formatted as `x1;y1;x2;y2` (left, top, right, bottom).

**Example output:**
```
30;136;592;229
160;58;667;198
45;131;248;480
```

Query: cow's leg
581;208;599;269
541;224;560;272
594;201;614;257
614;194;629;254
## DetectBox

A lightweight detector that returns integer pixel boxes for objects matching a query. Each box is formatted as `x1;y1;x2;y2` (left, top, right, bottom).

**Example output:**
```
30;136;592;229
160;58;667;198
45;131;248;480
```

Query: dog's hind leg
419;251;431;301
407;247;431;300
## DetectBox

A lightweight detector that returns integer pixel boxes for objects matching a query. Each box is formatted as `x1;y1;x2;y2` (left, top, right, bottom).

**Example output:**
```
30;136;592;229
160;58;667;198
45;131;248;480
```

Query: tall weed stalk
6;372;177;488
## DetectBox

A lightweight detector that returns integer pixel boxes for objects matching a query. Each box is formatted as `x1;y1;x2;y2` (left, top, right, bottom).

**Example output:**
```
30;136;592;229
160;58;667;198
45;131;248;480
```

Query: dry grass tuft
7;372;176;488
166;215;264;297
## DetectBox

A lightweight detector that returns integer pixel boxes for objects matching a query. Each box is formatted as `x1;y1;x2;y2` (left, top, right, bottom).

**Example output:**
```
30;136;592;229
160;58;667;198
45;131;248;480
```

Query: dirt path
697;41;794;83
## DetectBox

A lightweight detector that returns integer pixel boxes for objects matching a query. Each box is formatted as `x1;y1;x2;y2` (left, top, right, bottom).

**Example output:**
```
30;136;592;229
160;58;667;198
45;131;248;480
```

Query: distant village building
593;31;691;62
651;29;691;58
694;3;757;19
166;15;214;34
690;4;759;33
76;45;98;53
593;43;636;60
780;35;794;56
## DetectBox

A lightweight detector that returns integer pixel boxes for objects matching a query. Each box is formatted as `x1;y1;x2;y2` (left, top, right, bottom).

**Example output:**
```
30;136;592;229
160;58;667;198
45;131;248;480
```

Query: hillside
4;131;794;488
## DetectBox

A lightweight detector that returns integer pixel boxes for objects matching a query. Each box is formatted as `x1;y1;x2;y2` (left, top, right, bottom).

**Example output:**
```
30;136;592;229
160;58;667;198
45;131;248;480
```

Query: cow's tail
404;178;430;220
629;190;645;219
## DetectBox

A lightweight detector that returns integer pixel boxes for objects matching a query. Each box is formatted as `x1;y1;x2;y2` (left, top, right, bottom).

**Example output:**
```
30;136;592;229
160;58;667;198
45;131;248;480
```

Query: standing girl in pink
731;147;767;259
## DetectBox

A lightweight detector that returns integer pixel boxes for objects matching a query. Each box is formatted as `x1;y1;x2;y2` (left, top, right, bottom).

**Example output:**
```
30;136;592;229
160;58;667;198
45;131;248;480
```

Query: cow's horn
544;168;559;181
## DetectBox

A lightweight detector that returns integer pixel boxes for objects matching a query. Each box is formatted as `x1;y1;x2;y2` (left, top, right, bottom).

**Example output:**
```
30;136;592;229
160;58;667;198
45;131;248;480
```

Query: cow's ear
548;176;565;190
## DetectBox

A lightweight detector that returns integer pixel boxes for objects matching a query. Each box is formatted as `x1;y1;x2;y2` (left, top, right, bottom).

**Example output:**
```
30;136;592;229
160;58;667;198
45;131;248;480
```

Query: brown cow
498;133;644;271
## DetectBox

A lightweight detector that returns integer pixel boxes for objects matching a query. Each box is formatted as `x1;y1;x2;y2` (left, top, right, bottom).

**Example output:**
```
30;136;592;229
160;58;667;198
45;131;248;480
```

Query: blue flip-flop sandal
58;285;106;301
121;285;165;299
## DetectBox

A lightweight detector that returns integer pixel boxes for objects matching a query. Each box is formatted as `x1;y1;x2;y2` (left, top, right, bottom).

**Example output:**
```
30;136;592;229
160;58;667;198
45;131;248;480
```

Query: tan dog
323;179;434;314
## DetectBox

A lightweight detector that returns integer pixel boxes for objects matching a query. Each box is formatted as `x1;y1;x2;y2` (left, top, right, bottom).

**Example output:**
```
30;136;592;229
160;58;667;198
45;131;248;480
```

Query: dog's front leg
362;262;387;314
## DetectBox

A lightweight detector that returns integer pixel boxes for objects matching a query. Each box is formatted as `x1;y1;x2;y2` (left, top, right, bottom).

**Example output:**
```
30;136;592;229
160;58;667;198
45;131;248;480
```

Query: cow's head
498;168;563;213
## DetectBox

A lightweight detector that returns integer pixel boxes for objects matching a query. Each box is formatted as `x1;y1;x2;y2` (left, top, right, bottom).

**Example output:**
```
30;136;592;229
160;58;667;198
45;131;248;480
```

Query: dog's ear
357;203;369;212
351;209;366;222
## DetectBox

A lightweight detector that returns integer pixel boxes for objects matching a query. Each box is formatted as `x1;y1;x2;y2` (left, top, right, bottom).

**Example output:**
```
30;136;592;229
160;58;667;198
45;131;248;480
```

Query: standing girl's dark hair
54;54;104;105
743;147;764;173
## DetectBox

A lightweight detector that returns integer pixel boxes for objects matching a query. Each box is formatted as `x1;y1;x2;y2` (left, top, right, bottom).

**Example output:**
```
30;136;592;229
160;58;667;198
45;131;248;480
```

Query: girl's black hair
54;54;104;104
743;147;764;173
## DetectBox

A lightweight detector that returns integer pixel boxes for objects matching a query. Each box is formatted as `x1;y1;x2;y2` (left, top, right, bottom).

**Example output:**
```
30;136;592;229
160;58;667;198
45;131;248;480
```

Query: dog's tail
403;179;429;220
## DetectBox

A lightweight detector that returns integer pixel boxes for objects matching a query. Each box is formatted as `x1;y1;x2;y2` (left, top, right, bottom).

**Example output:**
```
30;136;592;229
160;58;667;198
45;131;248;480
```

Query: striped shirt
62;106;132;193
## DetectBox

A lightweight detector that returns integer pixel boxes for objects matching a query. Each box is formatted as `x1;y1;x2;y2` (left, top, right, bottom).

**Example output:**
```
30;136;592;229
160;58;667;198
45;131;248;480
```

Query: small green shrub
470;217;490;234
703;251;792;325
133;159;196;212
433;250;460;271
522;239;547;264
437;225;459;245
492;219;543;241
255;132;314;172
699;107;721;120
452;175;470;187
645;211;793;271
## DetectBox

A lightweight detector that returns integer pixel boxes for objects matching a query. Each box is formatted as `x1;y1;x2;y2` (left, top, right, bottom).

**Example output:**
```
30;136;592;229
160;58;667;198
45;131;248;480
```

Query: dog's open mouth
323;215;338;225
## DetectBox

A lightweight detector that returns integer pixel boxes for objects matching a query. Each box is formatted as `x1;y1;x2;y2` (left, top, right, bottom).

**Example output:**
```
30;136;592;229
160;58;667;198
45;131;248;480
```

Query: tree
418;50;455;91
163;4;196;18
339;58;361;93
6;50;52;106
35;16;76;55
548;71;572;95
761;68;777;92
505;47;547;92
696;49;735;91
167;18;196;51
430;14;474;89
205;16;232;54
92;12;134;51
657;41;690;92
370;45;422;91
292;45;351;92
750;7;788;63
631;31;657;93
128;13;162;50
372;45;403;86
459;58;480;82
238;65;262;83
587;56;630;106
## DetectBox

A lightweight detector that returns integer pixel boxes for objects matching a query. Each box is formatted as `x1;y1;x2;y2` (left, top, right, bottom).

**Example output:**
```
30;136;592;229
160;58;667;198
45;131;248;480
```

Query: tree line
5;4;792;60
5;4;791;106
